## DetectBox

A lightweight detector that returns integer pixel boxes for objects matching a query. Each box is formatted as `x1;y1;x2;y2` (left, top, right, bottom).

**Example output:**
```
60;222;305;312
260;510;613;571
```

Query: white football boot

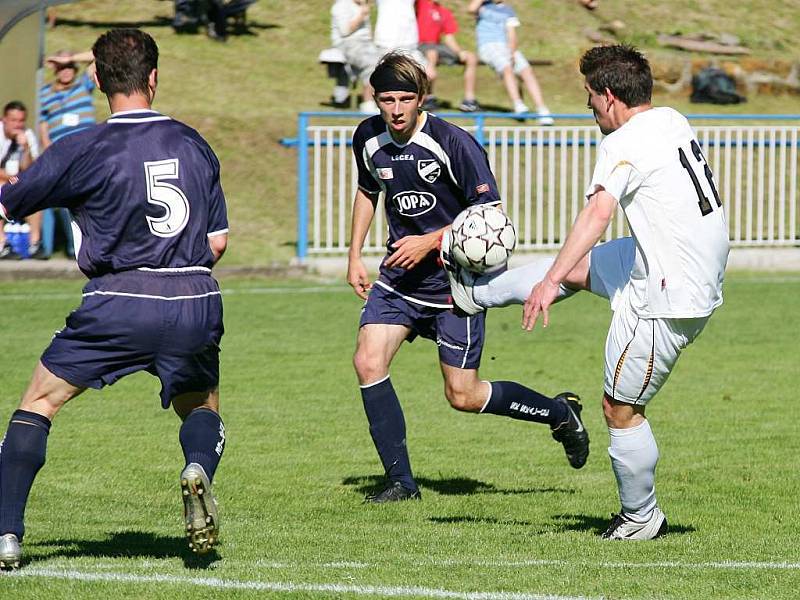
180;463;219;554
439;229;484;315
0;533;21;569
601;506;668;540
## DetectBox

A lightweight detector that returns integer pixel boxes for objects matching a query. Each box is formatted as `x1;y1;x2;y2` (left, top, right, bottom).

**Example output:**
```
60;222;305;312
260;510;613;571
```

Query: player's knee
353;349;385;383
444;383;479;412
602;393;644;428
19;388;71;419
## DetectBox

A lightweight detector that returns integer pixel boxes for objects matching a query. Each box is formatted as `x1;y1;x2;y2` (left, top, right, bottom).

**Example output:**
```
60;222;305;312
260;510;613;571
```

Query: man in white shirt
331;0;381;113
0;101;42;259
441;44;729;540
373;0;425;65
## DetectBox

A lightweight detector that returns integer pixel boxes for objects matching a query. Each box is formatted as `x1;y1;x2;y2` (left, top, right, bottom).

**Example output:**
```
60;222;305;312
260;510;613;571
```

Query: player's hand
347;256;372;300
522;275;560;330
14;132;28;148
384;233;436;270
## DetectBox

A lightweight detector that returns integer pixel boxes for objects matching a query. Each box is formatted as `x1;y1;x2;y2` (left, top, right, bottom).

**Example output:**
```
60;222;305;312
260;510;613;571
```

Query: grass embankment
44;0;799;266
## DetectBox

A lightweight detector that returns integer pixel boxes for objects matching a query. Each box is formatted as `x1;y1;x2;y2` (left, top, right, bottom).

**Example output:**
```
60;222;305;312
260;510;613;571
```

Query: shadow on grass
53;17;281;32
28;530;219;570
549;513;697;536
343;474;575;497
429;515;533;527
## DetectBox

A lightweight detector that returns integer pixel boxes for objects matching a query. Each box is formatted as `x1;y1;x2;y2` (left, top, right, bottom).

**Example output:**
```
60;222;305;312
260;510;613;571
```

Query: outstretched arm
523;189;617;329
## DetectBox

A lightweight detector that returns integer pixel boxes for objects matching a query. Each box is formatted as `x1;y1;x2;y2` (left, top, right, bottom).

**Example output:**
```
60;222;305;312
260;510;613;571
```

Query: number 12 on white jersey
678;140;722;217
144;158;191;237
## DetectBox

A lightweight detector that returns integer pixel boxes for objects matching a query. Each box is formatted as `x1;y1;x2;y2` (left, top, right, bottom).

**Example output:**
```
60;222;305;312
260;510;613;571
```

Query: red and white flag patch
476;183;490;194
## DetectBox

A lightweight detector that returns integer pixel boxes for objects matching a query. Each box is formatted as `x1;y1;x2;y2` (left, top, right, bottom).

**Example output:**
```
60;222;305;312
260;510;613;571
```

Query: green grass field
1;273;799;598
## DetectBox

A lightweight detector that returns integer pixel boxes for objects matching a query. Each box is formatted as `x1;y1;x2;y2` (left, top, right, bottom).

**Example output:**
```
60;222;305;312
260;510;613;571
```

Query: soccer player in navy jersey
0;29;227;568
348;51;589;503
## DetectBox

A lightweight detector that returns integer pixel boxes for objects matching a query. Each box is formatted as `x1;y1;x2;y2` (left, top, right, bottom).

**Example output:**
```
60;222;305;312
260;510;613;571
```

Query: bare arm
47;50;95;77
467;0;484;15
506;23;518;54
209;233;228;264
442;33;466;60
39;122;52;151
383;225;448;270
347;188;379;299
523;189;617;329
347;2;371;35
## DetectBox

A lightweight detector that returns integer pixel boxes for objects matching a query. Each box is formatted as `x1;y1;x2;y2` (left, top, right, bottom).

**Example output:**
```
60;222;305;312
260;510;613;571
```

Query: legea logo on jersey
417;159;441;183
392;190;437;217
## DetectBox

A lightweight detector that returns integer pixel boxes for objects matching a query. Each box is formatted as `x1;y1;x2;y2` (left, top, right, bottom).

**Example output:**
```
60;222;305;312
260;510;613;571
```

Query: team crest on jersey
392;190;437;217
417;159;441;183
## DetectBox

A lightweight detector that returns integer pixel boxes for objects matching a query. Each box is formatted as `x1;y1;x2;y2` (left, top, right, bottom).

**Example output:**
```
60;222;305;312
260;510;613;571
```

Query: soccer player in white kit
441;45;729;539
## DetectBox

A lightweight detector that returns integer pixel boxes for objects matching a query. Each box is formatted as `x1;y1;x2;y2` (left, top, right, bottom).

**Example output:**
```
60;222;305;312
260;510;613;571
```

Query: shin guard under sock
481;381;568;427
179;408;225;482
0;410;51;540
360;376;416;491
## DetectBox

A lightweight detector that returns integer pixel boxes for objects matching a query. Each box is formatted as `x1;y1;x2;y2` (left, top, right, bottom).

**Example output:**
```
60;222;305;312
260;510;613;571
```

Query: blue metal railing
287;112;800;260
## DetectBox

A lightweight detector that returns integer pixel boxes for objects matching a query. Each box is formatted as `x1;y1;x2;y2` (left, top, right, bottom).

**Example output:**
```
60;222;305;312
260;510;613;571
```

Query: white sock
473;257;576;307
608;419;658;522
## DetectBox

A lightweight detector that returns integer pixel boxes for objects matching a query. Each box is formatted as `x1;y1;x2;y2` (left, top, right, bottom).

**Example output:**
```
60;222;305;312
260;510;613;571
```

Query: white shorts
589;238;710;405
478;43;530;75
340;40;381;83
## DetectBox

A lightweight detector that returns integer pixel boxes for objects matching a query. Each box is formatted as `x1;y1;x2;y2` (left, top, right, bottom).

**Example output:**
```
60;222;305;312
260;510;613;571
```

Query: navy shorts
41;270;224;409
360;282;485;369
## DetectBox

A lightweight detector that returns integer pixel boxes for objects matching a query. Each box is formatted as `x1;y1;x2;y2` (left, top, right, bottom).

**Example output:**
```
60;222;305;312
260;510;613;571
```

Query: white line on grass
7;567;599;600
226;557;800;572
2;274;799;302
432;559;800;571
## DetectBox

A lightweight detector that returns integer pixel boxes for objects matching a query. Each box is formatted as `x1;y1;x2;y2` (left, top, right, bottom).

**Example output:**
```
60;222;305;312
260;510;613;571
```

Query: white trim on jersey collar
107;109;171;124
381;111;428;148
362;113;456;186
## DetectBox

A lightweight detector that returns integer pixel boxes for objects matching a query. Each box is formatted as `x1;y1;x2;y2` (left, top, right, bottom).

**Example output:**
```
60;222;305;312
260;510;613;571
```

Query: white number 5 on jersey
144;159;190;237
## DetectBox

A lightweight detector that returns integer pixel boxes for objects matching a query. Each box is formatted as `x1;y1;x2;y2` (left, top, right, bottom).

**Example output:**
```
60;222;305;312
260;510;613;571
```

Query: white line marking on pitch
2;274;799;302
431;559;800;570
6;568;599;600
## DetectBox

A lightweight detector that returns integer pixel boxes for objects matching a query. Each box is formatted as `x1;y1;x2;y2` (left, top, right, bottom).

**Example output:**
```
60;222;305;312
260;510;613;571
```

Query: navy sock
179;408;225;482
482;381;568;427
0;410;51;540
360;377;416;491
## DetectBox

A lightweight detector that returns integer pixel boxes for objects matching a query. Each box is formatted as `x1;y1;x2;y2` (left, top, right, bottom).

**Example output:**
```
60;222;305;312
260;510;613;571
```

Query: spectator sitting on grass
0;101;42;260
331;0;381;113
416;0;480;112
467;0;553;123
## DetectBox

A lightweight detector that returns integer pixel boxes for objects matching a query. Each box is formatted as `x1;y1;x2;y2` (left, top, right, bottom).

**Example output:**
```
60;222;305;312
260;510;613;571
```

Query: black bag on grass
691;67;746;104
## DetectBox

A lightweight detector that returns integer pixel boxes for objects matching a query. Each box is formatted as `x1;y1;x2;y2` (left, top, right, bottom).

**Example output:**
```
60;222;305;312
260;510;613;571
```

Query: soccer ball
450;204;516;273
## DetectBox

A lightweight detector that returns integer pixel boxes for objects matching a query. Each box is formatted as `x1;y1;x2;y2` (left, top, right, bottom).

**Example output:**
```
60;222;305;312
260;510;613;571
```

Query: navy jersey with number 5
352;112;500;304
0;109;228;278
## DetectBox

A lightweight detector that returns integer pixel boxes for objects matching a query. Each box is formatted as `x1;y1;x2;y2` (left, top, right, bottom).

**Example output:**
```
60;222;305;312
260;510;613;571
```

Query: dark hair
3;101;26;115
92;28;158;97
579;45;652;107
369;51;430;98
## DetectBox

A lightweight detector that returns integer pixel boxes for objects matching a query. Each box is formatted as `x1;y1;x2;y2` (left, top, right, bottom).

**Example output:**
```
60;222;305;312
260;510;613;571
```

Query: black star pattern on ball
481;221;505;248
